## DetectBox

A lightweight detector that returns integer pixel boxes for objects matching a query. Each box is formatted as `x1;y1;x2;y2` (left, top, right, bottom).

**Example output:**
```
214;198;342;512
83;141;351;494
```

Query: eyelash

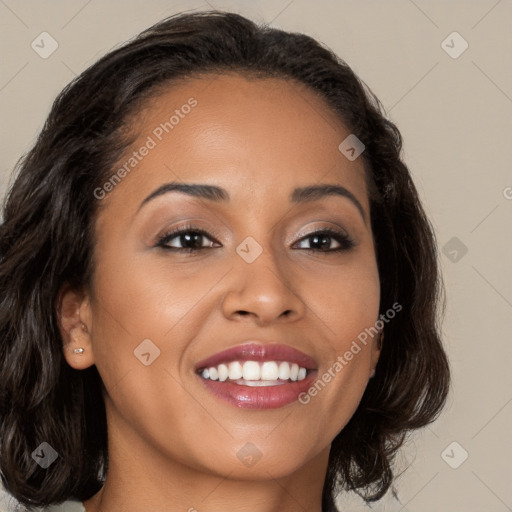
155;224;355;254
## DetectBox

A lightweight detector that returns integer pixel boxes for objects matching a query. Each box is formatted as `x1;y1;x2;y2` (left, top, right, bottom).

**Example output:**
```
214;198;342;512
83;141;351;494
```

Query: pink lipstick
195;342;318;409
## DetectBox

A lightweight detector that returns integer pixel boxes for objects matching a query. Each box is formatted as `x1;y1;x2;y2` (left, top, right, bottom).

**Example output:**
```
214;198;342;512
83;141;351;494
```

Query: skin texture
58;73;381;512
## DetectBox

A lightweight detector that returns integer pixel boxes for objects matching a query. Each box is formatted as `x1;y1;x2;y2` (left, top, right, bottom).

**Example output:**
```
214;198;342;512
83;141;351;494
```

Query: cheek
87;258;208;455
328;257;381;369
308;253;381;343
87;247;228;396
332;272;380;346
297;257;380;436
90;252;204;342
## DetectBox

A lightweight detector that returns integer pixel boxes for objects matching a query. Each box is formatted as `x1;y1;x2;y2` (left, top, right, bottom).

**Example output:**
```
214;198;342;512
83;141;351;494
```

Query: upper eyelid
292;224;350;240
158;225;221;243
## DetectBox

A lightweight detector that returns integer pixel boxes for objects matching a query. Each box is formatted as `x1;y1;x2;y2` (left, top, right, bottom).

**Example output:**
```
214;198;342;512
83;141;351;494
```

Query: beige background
1;1;511;511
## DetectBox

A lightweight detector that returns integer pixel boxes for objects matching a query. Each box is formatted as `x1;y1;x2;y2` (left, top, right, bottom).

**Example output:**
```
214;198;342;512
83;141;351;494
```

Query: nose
221;246;306;326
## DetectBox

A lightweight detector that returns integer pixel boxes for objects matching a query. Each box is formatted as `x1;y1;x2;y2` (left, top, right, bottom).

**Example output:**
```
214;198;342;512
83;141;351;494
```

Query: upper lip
195;342;318;371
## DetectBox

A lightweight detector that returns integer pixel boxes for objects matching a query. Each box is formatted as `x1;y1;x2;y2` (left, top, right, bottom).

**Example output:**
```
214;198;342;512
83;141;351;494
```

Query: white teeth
278;362;290;380
242;361;261;380
217;364;229;382
261;361;279;380
228;361;243;380
199;360;309;383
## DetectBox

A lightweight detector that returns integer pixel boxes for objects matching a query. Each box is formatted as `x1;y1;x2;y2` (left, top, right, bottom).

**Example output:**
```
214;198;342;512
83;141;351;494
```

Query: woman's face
63;73;381;480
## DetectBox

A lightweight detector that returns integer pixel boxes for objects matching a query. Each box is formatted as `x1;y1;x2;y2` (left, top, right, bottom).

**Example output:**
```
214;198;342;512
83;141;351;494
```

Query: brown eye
293;228;355;252
156;226;220;253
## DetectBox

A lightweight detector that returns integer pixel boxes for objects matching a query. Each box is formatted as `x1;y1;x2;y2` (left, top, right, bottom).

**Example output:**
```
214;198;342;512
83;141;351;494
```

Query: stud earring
70;323;88;354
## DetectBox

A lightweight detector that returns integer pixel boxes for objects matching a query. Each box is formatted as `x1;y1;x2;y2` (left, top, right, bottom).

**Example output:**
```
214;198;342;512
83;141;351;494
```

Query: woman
0;10;450;512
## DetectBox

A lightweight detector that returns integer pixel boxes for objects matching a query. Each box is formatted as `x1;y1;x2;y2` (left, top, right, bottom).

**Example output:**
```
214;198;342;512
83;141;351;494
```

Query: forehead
98;72;369;218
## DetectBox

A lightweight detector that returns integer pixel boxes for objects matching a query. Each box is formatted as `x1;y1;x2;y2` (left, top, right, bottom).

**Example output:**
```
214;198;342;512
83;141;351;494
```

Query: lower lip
197;372;318;409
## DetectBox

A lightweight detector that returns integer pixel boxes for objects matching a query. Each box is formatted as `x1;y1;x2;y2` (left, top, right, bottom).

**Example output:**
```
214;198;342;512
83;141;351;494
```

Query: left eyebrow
290;184;367;225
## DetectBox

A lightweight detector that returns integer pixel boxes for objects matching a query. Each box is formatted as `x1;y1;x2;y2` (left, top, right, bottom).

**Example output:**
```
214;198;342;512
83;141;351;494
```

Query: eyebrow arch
137;183;228;214
291;184;367;224
137;182;367;224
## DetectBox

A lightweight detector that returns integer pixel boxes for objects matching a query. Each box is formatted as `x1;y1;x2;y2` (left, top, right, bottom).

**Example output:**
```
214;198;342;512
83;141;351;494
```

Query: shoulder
0;487;85;512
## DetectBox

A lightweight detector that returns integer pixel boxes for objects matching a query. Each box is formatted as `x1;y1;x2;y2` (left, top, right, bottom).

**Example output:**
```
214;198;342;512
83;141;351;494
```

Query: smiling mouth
197;360;311;386
194;342;318;408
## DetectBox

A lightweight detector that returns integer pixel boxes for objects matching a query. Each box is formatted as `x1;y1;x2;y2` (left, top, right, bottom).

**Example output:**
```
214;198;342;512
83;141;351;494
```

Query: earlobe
56;282;95;369
64;322;95;369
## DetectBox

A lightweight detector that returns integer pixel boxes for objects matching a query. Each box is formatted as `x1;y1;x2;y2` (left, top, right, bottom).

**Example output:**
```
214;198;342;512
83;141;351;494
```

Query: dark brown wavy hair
0;10;450;511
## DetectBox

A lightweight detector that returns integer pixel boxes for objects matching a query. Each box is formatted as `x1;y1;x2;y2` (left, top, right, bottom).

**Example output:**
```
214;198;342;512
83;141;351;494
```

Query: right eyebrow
137;182;229;214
